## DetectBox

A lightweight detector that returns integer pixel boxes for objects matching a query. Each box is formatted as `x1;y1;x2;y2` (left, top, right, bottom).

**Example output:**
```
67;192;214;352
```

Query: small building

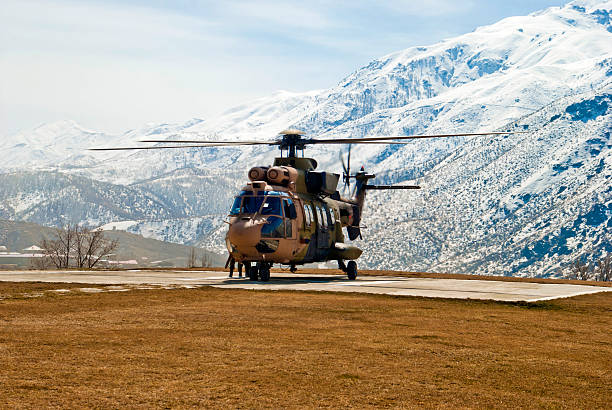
22;245;44;254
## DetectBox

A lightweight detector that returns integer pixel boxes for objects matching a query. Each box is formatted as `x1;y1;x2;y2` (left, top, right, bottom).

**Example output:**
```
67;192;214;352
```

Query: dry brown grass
1;283;610;408
0;282;106;299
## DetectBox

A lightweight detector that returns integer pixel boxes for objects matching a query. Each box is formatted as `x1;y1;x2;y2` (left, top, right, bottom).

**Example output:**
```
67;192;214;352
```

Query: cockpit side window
261;216;284;238
230;197;242;215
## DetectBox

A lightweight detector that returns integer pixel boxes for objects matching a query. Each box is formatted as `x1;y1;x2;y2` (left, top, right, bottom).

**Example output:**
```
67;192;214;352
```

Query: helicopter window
263;191;288;197
261;216;284;238
230;197;242;215
304;204;312;227
283;199;297;219
261;196;282;216
242;196;265;214
317;206;327;228
323;206;332;228
285;219;293;237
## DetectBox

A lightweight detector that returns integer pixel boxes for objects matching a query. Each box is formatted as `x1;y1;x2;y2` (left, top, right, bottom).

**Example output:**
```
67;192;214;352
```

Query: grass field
1;282;610;408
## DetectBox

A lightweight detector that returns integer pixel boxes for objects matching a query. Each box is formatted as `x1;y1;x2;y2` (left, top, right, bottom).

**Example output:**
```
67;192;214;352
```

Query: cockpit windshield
242;196;265;214
229;191;288;216
261;197;282;215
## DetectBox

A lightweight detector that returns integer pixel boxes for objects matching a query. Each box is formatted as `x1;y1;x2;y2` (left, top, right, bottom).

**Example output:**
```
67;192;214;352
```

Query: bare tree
83;229;119;269
595;253;611;282
201;252;211;268
566;259;593;281
61;225;77;268
188;247;196;268
73;227;118;268
38;225;118;270
566;253;612;282
39;226;71;269
29;254;53;270
74;225;88;268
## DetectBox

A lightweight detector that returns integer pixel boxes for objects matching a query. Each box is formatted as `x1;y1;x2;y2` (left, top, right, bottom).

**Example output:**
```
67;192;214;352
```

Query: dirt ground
0;282;610;408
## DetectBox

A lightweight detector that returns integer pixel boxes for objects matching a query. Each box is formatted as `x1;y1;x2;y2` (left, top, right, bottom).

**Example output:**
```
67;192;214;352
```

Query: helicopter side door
302;202;319;262
282;198;297;240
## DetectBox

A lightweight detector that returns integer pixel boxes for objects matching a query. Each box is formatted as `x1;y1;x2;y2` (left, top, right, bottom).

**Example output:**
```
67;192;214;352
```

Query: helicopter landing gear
259;263;271;282
338;260;357;280
346;261;357;280
246;262;258;281
290;263;297;273
249;262;271;282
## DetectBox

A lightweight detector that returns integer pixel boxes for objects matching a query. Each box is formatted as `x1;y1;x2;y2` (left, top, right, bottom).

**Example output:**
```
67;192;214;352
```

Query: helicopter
91;129;518;281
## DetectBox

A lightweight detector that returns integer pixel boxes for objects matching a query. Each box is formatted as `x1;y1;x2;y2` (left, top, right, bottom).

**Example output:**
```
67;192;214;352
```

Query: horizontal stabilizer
330;243;363;260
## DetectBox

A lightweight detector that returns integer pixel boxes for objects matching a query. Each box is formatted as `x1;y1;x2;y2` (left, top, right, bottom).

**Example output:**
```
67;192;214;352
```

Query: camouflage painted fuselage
225;157;362;266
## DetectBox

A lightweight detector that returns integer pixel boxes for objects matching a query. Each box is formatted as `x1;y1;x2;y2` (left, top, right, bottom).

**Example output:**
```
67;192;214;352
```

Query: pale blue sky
0;0;566;136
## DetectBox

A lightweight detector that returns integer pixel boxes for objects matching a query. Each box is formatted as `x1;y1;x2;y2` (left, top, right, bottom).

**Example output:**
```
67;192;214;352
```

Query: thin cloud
226;1;336;30
379;0;476;16
0;0;565;137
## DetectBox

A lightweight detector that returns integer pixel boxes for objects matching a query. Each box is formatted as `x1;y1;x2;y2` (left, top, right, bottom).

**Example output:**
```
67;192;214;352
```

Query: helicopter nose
227;218;262;248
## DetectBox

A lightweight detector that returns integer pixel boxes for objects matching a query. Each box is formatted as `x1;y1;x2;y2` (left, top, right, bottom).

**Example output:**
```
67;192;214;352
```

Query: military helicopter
91;129;516;281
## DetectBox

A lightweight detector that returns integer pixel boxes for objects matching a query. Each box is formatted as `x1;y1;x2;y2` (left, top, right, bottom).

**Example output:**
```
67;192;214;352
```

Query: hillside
0;219;224;267
361;83;612;276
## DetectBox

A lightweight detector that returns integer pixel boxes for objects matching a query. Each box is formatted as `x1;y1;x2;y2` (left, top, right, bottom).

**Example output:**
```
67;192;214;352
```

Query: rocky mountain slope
362;83;611;276
1;0;610;276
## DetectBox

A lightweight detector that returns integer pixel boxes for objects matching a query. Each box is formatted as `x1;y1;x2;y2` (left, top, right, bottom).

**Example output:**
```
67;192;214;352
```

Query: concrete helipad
0;269;610;302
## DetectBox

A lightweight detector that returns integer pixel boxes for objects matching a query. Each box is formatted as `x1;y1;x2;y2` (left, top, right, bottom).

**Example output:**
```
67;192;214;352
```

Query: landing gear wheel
346;261;357;280
248;265;258;281
259;267;270;282
253;263;271;282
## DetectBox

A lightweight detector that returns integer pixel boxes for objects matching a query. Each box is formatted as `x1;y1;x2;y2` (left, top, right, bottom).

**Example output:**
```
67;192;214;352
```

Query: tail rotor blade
339;150;348;175
339;145;353;194
345;144;352;190
347;144;351;177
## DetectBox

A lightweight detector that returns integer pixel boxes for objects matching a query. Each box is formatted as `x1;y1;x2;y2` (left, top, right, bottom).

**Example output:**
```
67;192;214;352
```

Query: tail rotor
340;144;354;197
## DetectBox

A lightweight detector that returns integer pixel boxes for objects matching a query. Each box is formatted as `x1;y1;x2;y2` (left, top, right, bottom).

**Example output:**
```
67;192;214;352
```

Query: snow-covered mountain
1;0;611;276
363;83;611;276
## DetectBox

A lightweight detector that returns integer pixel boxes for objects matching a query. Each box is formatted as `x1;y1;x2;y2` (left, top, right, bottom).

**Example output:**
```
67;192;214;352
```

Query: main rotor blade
90;131;525;152
309;131;524;144
139;139;278;145
88;144;253;151
310;140;417;145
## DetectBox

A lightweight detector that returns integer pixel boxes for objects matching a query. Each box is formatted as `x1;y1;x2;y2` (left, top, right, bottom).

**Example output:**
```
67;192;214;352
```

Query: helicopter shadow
220;275;347;285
